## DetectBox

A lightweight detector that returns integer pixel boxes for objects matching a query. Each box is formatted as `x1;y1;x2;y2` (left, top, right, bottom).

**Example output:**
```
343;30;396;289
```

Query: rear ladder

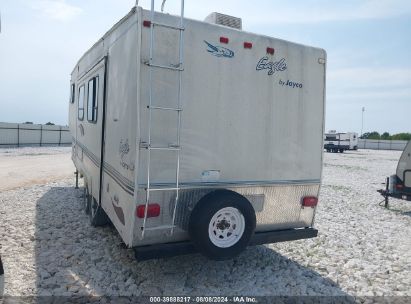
140;0;185;239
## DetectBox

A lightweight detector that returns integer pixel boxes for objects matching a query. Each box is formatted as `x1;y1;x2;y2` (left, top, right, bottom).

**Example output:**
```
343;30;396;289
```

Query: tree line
360;132;411;140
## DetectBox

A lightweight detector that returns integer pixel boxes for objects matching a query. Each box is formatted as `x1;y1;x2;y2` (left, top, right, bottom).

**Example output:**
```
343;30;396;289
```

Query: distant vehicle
324;131;358;153
378;140;411;206
68;4;326;260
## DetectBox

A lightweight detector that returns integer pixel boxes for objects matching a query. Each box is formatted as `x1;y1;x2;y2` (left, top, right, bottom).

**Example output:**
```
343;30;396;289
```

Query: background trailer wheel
188;190;256;260
89;197;109;227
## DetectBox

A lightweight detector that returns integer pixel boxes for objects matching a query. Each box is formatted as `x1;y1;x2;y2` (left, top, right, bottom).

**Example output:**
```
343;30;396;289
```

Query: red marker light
220;37;229;44
267;47;275;55
143;20;151;27
244;42;253;49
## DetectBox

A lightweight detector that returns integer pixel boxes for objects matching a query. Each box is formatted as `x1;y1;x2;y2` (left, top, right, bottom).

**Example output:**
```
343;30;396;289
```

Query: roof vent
204;12;242;30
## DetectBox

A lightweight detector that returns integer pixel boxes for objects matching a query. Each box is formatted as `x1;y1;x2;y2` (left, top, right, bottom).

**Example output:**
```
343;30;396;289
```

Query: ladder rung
149;146;180;151
144;225;176;231
148;106;183;111
139;143;180;150
145;62;184;71
148;187;180;192
152;21;185;31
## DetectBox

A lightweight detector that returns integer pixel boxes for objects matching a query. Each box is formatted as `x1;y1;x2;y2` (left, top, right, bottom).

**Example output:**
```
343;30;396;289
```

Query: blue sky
0;0;410;134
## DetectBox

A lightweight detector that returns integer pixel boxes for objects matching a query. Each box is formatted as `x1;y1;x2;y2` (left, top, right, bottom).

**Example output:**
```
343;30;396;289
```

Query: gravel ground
0;147;73;191
0;148;410;298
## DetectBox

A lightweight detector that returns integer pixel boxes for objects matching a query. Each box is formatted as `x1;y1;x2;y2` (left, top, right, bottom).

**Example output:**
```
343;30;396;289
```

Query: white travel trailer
324;131;358;153
378;140;411;206
69;3;326;260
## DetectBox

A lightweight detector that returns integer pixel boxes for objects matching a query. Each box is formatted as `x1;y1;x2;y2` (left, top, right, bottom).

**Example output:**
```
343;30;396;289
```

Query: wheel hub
216;219;231;230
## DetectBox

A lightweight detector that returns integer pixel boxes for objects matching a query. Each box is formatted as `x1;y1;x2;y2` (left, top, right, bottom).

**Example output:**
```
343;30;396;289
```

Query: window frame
87;76;99;123
78;84;85;121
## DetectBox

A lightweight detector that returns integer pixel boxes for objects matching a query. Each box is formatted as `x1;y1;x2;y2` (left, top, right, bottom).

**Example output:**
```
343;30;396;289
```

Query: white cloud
32;0;83;22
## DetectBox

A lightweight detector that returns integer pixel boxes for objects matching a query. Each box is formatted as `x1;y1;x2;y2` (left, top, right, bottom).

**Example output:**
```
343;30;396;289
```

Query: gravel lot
0;148;410;298
0;147;73;191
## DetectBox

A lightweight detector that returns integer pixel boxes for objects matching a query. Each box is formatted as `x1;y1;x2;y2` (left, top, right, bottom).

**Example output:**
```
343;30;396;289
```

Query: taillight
136;204;160;218
302;196;318;207
143;20;151;27
396;184;404;190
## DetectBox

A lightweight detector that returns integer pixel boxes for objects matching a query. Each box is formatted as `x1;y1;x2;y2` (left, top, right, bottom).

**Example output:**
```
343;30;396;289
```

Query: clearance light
220;37;229;44
244;42;253;49
143;20;151;27
267;47;275;55
302;196;318;207
136;204;160;218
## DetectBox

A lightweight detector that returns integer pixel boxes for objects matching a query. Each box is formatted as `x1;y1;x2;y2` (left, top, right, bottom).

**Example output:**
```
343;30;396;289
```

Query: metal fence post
17;124;20;147
58;126;62;146
39;125;43;147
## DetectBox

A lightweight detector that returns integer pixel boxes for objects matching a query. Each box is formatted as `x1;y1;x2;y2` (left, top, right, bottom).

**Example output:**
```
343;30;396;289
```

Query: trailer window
78;85;85;120
70;84;75;104
87;76;99;122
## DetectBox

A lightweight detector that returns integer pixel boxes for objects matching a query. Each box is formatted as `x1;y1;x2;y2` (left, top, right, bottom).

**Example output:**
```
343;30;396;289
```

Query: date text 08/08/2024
149;296;258;303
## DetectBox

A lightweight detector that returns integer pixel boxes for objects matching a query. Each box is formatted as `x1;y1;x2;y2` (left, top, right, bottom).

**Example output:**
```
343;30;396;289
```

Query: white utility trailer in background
324;131;358;153
378;140;411;206
69;2;326;260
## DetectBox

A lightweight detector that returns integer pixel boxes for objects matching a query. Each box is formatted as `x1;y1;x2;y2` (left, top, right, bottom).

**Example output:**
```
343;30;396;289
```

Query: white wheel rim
208;207;245;248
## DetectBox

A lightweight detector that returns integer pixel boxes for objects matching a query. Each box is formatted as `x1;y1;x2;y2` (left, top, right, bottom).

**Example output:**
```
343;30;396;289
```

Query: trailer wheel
339;149;344;153
188;191;256;260
83;186;91;215
89;197;109;227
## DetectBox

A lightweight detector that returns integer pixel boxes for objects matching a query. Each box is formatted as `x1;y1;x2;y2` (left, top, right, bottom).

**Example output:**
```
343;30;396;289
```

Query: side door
75;58;106;202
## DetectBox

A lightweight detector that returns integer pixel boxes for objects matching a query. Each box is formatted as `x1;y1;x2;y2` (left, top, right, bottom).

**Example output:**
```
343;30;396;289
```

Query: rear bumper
134;227;318;261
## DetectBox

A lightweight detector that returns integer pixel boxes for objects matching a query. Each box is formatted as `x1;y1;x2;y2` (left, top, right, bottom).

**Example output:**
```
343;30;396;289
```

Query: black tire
188;190;256;260
339;149;344;153
84;186;91;215
89;197;109;227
